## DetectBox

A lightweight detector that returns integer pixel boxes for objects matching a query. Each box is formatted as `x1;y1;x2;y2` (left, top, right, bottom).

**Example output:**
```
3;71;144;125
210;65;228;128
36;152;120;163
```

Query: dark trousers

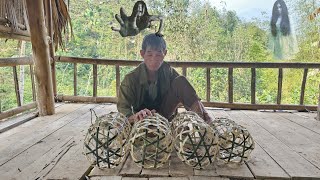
158;76;200;120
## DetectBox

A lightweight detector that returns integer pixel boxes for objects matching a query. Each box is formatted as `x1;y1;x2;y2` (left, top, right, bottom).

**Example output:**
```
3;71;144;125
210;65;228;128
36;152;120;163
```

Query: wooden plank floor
0;103;319;180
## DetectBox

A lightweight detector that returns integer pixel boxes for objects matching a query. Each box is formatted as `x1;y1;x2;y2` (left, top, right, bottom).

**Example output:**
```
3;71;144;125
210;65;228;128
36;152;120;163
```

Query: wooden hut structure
0;0;320;179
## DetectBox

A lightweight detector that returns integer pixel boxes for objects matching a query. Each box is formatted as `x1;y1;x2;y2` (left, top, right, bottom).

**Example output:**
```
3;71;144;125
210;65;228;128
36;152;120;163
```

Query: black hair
141;33;167;51
270;0;291;37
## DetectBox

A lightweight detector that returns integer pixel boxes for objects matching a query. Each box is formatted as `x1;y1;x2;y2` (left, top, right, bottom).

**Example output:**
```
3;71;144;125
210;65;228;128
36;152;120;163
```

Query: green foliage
1;0;319;111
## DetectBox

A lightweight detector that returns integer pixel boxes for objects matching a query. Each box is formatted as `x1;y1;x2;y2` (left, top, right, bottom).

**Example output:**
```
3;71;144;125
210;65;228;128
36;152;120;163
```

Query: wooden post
317;84;320;121
74;63;77;96
228;68;233;103
116;65;120;97
26;0;55;115
277;68;283;105
13;66;22;107
300;68;308;105
206;68;211;102
251;68;256;104
182;67;187;77
93;64;98;97
45;0;57;98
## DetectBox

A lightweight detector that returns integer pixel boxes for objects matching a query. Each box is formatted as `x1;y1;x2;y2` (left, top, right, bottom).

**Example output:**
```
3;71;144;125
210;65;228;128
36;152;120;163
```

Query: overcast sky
209;0;276;21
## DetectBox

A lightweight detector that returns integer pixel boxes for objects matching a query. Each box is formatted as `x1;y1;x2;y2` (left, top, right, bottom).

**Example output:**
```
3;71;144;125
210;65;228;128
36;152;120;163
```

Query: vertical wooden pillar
26;0;55;115
45;0;57;98
317;84;320;121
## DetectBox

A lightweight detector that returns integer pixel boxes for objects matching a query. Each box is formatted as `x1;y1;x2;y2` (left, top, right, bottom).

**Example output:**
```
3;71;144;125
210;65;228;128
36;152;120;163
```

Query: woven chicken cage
172;111;219;169
210;117;255;164
83;111;131;168
129;113;173;168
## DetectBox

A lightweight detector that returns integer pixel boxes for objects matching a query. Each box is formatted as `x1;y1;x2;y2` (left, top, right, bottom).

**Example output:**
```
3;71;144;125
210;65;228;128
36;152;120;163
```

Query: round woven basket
129;113;173;168
83;111;131;168
210;117;255;164
172;111;219;169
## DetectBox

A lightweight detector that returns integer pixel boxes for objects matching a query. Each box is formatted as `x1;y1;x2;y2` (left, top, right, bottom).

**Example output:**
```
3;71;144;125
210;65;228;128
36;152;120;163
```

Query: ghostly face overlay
137;3;144;17
277;3;282;14
140;47;167;72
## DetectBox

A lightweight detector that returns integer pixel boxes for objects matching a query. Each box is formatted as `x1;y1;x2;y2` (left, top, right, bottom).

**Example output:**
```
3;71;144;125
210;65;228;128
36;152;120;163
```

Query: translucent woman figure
270;0;298;60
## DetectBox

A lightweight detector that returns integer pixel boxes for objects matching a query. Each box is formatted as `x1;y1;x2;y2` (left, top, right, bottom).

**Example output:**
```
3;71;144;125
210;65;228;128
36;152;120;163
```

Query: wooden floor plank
225;110;290;179
0;103;83;146
233;110;320;179
45;104;118;179
0;111;38;133
244;110;320;169
169;151;194;177
14;137;76;179
215;163;254;179
90;176;122;180
149;177;188;180
189;176;230;180
277;111;320;135
122;177;148;180
0;103;99;179
141;161;169;177
2;105;320;180
0;103;85;156
194;162;219;177
294;111;318;120
119;155;142;176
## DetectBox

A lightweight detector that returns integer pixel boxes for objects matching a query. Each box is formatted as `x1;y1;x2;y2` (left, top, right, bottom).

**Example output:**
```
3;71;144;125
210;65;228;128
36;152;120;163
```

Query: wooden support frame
317;84;320;121
45;0;57;97
13;66;22;106
26;0;55;116
251;68;256;104
55;56;320;111
116;65;120;97
0;24;30;41
0;102;37;120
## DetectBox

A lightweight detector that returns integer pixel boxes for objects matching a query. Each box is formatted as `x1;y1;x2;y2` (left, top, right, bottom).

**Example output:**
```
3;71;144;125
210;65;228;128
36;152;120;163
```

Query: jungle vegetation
0;0;319;112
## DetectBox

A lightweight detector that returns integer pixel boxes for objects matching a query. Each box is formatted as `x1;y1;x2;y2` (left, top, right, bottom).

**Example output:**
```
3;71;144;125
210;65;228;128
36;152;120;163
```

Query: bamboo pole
206;68;211;102
45;0;57;97
300;68;308;105
56;95;117;103
74;63;77;96
0;102;37;120
30;65;36;101
26;0;55;115
0;24;30;41
228;68;233;103
116;65;120;97
202;102;317;111
317;84;320;121
182;67;187;77
0;57;33;67
251;68;256;104
277;68;283;105
56;56;320;69
13;66;22;107
93;64;98;97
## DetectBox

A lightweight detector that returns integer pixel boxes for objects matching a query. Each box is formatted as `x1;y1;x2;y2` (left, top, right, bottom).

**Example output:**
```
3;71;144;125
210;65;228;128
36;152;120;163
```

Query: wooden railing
0;57;37;120
55;56;320;111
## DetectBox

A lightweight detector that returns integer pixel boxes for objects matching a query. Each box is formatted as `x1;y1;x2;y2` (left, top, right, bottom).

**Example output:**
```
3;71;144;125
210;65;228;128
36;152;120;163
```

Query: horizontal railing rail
0;57;37;120
55;56;320;111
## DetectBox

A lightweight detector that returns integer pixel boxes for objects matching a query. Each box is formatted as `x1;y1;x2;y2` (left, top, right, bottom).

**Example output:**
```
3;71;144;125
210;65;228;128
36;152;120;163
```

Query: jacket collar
139;62;165;85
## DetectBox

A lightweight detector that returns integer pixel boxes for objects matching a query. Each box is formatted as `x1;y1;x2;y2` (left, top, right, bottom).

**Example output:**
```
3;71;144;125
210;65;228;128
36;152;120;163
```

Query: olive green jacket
117;62;179;117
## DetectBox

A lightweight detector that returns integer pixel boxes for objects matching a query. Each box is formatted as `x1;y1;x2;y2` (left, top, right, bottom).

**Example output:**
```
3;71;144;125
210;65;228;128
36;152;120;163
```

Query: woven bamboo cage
129;113;173;168
172;111;219;169
210;117;255;164
83;111;131;168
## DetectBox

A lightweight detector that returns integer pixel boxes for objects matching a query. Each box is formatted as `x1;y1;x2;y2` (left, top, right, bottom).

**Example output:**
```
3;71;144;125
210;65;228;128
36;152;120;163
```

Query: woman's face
277;3;282;14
